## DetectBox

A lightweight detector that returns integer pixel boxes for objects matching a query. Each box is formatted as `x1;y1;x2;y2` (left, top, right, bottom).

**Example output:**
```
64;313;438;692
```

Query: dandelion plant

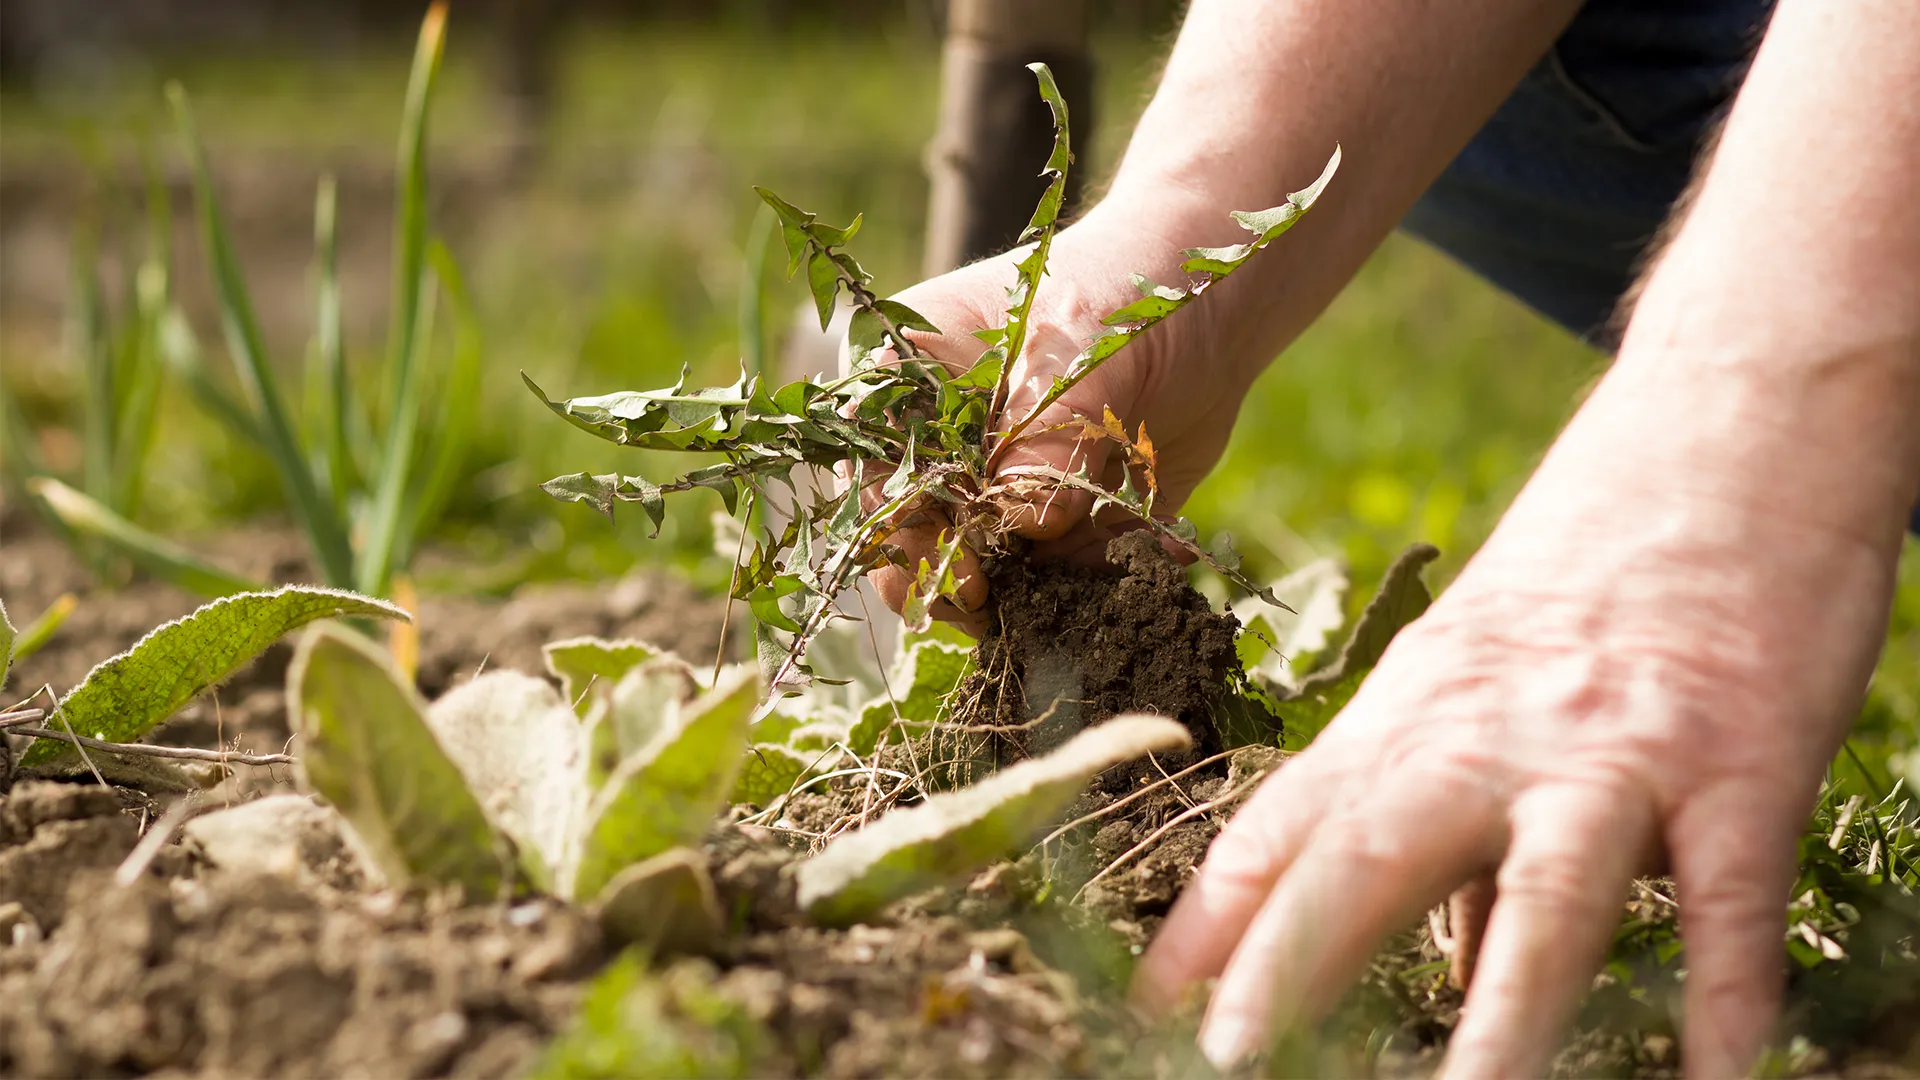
533;63;1339;693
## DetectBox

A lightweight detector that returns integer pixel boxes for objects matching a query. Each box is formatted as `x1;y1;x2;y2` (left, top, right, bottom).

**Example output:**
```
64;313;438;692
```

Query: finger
1197;765;1506;1068
1131;749;1346;1012
1669;780;1804;1078
865;505;987;617
1440;783;1653;1079
1443;874;1496;991
991;319;1118;540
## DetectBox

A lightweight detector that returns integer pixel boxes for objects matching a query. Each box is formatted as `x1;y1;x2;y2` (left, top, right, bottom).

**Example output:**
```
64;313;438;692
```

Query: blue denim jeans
1402;1;1920;534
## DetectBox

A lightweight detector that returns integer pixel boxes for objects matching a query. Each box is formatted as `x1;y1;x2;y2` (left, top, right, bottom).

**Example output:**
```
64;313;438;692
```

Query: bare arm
1139;2;1920;1073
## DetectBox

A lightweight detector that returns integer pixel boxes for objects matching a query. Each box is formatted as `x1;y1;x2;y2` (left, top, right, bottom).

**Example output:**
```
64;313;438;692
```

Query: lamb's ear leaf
425;670;581;889
591;847;724;955
288;624;509;899
570;664;760;902
848;638;972;756
544;636;661;717
20;585;409;767
796;714;1191;925
1234;557;1349;693
731;742;813;807
1279;543;1439;747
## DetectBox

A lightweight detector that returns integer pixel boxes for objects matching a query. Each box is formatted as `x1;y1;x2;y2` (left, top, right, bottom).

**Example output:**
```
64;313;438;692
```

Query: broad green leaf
21;585;408;767
731;743;814;807
569;665;761;901
28;477;263;599
425;670;583;889
849;639;972;756
545;636;661;715
797;714;1192;925
288;624;509;899
1280;544;1439;747
592;847;723;954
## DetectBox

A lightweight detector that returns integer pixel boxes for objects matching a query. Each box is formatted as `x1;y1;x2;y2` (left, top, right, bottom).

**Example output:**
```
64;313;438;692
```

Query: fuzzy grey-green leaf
797;714;1192;925
288;624;509;899
21;585;408;767
570;664;760;901
425;670;582;889
545;636;661;716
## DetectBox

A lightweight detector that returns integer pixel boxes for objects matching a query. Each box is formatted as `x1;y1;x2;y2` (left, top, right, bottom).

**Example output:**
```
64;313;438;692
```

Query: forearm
1084;0;1580;374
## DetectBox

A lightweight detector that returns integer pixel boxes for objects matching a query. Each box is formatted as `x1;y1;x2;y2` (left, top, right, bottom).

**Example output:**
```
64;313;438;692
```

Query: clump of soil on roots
942;530;1270;783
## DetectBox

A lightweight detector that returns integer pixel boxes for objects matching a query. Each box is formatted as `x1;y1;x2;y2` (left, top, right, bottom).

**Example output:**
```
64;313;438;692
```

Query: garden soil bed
4;513;1916;1078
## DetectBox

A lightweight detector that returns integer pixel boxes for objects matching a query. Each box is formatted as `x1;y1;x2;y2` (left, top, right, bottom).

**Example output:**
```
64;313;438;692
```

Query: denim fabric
1403;0;1920;535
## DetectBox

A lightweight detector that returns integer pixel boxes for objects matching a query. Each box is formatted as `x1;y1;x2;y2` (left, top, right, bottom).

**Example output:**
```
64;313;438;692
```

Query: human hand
859;203;1262;633
1131;350;1910;1076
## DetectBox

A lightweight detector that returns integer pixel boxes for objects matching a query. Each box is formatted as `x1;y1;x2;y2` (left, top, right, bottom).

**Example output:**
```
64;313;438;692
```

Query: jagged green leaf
21;585;408;767
545;636;661;715
797;714;1192;925
805;250;840;330
569;665;761;901
425;670;582;890
288;624;510;899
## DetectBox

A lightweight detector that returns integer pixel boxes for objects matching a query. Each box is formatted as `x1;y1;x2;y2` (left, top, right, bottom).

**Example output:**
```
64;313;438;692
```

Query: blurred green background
1;5;1913;774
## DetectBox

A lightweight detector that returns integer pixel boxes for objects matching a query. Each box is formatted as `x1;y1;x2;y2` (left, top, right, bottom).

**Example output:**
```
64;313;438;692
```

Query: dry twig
15;725;294;767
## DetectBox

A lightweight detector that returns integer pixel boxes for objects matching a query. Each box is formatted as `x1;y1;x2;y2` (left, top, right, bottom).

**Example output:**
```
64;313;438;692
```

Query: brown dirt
946;531;1276;785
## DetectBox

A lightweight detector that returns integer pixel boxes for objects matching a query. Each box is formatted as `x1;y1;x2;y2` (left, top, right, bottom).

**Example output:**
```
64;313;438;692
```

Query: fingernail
1199;1017;1254;1071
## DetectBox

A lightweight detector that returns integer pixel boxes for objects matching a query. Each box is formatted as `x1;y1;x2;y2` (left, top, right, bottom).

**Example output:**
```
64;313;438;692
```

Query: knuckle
1496;846;1610;917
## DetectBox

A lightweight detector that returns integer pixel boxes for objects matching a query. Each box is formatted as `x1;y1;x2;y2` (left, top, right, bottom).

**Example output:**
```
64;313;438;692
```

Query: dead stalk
114;796;196;887
1033;747;1241;851
15;725;294;767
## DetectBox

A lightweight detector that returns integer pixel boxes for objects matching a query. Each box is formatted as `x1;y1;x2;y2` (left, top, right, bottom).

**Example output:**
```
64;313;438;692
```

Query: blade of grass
168;83;354;588
400;240;479;569
28;477;263;598
311;173;353;517
0;381;88;558
361;3;449;597
11;594;77;665
383;2;447;422
154;302;265;449
359;268;438;596
111;155;172;519
738;202;776;383
72;222;114;508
